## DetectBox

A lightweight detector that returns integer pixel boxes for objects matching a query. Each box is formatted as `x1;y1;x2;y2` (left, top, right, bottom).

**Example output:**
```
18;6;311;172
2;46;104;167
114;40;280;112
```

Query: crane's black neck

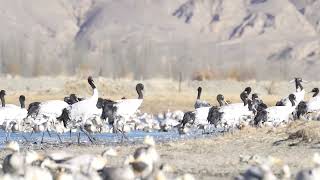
0;96;5;107
137;87;143;99
20;102;25;108
217;95;224;107
244;87;251;95
89;80;96;89
197;88;202;100
289;97;295;107
19;98;25;108
240;92;248;106
313;89;319;97
295;79;303;91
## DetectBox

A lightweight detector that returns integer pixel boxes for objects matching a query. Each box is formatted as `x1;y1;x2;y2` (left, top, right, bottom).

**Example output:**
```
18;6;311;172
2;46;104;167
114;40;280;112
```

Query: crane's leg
77;132;81;145
80;126;95;144
57;133;62;144
30;129;34;138
114;117;128;143
47;129;52;137
21;134;29;142
8;131;11;142
117;125;128;143
4;123;10;142
121;125;128;140
41;131;45;144
5;132;8;142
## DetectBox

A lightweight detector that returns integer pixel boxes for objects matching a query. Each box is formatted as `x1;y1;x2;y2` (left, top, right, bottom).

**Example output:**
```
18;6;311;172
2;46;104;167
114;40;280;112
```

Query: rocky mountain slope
0;0;319;80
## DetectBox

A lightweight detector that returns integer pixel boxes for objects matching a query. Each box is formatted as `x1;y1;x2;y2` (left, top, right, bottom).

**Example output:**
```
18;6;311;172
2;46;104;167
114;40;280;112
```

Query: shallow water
0;128;221;148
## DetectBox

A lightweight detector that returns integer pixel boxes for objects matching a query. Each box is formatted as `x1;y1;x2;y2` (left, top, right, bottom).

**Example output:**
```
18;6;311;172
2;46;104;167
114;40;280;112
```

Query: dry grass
285;121;320;143
212;120;320;145
226;67;257;81
192;69;217;81
265;81;277;95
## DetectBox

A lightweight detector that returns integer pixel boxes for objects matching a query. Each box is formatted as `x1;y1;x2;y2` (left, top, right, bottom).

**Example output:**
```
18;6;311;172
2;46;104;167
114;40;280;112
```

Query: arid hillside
0;0;320;80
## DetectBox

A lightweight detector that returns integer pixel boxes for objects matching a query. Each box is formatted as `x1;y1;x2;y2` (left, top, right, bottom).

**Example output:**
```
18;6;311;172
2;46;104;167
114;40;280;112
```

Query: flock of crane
0;76;319;144
1;76;320;180
0;76;150;143
0;136;196;180
180;77;319;133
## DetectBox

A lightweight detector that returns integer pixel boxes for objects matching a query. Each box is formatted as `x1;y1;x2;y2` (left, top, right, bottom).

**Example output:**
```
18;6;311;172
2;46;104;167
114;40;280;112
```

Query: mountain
0;0;319;80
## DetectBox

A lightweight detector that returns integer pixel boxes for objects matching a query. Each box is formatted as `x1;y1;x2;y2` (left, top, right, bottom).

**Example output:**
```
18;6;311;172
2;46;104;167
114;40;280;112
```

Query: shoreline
0;121;319;179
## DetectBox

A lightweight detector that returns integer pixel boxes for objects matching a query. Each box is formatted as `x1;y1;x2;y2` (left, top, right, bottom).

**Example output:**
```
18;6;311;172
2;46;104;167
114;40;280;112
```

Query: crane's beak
289;79;295;83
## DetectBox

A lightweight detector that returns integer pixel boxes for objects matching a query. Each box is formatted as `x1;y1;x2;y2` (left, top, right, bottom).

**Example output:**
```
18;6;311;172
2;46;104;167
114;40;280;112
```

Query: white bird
181;94;228;130
0;90;22;109
195;91;242;127
255;94;296;127
52;154;107;172
194;106;211;126
194;87;210;109
63;76;100;121
306;88;320;112
100;83;144;134
128;136;159;179
211;92;253;129
221;87;251;110
207;94;228;126
41;149;119;175
0;95;27;121
276;78;306;106
236;156;282;180
295;88;320;120
2;141;25;175
26;97;69;143
2;141;44;176
0;95;28;140
57;76;100;144
27;96;69;130
113;83;144;120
